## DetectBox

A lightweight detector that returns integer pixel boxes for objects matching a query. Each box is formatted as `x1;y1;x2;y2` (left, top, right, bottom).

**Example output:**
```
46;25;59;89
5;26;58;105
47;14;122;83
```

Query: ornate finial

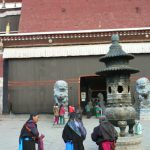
6;22;10;34
111;34;119;44
14;3;17;7
2;0;6;8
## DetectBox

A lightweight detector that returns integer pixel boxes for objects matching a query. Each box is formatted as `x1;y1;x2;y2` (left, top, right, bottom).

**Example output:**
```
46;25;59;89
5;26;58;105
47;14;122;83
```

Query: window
108;86;112;93
118;86;123;93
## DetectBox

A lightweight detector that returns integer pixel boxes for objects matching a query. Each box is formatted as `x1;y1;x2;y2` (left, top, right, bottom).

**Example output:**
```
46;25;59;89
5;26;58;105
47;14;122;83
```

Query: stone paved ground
0;114;149;150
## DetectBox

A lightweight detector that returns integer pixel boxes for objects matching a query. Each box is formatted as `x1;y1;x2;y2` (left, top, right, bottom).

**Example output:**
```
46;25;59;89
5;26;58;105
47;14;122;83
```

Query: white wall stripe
0;10;21;17
3;42;150;59
0;2;22;9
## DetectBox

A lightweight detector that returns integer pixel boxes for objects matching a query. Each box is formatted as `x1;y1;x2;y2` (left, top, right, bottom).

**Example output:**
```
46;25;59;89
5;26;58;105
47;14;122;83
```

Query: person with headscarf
75;106;83;121
19;113;44;150
91;116;118;150
53;103;59;125
68;105;75;114
85;102;91;118
62;112;87;150
59;104;66;125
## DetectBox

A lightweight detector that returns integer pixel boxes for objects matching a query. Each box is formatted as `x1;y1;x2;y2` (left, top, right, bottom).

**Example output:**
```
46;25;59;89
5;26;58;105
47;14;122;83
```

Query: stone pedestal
64;105;69;123
64;106;68;117
116;135;143;150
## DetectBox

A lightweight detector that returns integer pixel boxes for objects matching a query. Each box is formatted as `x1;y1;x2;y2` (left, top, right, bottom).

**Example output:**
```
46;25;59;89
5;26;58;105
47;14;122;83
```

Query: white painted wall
3;42;150;59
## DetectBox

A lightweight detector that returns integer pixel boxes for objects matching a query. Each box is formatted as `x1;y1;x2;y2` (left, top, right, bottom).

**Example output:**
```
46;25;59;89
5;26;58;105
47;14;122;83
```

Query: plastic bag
66;142;74;150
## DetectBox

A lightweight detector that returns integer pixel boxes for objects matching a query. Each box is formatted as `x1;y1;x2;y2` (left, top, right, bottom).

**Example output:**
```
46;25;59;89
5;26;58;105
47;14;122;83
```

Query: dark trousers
86;112;91;118
23;140;36;150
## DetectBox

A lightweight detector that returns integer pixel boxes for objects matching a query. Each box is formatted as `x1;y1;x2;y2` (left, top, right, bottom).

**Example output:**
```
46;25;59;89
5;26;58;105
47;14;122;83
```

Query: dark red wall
19;0;150;33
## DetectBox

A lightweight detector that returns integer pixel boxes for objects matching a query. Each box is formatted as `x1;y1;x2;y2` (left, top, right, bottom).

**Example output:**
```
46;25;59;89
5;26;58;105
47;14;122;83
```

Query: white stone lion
136;77;150;108
54;80;68;105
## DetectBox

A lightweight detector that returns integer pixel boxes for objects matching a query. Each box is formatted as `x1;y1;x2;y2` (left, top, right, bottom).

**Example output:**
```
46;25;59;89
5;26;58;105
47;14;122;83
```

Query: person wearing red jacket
69;105;75;113
59;104;66;125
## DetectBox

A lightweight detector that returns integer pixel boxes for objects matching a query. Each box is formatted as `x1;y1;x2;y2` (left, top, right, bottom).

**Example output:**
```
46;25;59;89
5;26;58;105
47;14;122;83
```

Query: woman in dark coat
62;112;87;150
91;116;118;150
19;113;40;150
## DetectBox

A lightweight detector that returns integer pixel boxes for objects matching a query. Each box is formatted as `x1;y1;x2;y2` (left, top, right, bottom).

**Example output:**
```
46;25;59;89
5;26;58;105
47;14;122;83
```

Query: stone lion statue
54;80;68;106
136;77;150;108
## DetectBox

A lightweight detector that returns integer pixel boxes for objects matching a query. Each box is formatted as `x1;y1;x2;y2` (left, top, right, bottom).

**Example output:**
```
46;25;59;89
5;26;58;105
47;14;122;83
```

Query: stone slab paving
0;114;149;150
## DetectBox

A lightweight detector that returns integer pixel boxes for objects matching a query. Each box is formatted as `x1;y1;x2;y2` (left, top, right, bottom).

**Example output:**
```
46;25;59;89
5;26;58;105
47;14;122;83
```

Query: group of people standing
85;99;103;118
63;114;118;150
19;111;118;150
53;103;66;125
53;103;82;126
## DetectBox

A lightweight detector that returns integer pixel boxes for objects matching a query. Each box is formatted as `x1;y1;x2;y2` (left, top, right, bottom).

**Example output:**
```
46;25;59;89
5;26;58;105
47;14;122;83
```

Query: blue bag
19;138;31;150
19;138;23;150
66;142;74;150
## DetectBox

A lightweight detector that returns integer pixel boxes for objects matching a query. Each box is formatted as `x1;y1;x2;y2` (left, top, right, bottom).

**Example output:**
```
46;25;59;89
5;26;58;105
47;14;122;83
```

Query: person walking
69;105;75;114
95;104;102;118
91;116;118;150
19;113;44;150
75;106;83;121
59;104;66;125
62;112;87;150
85;102;91;118
53;103;59;125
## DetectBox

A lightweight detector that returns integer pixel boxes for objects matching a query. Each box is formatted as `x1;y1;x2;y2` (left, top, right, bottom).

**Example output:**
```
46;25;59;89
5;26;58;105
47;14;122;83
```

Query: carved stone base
0;104;2;114
116;135;143;150
64;105;69;123
0;94;2;114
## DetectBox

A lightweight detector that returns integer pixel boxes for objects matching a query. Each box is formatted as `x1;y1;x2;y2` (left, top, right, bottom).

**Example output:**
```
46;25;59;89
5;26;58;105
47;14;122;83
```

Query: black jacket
91;121;118;149
19;120;39;150
62;121;86;150
20;120;39;139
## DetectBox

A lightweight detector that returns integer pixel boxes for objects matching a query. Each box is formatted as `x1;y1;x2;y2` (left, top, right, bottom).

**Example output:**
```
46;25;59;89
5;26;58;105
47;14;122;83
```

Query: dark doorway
80;75;106;113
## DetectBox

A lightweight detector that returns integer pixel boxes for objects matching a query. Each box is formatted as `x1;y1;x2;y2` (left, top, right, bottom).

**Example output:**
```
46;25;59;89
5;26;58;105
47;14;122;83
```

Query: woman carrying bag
62;112;87;150
19;113;44;150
